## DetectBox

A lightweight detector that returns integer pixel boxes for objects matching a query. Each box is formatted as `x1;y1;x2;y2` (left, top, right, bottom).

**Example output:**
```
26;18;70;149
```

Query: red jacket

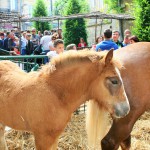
78;42;87;47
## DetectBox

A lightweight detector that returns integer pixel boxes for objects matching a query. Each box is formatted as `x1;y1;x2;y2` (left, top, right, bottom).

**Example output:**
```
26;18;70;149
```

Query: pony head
92;50;130;118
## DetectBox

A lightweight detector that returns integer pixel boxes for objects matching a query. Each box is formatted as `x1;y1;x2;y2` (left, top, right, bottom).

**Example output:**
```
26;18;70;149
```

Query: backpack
33;44;43;55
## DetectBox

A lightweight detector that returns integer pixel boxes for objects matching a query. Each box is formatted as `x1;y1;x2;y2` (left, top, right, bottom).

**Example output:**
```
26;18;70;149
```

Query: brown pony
86;42;150;150
0;50;130;150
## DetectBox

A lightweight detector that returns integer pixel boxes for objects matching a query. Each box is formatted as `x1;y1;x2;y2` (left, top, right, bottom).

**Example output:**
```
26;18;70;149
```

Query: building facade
0;0;52;30
88;0;104;12
87;0;133;45
0;0;36;30
0;0;35;14
87;0;114;45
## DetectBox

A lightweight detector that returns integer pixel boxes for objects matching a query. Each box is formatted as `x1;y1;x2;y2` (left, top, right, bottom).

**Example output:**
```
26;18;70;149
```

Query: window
10;0;18;11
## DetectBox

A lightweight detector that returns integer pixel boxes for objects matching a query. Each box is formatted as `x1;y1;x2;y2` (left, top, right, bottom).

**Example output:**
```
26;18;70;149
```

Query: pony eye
111;80;118;85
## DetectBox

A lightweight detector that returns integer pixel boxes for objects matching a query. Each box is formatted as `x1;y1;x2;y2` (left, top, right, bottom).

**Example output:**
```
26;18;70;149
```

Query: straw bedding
5;111;150;150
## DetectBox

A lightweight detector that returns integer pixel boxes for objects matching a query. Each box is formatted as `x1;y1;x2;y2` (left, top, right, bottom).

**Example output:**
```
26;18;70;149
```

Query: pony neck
45;61;101;113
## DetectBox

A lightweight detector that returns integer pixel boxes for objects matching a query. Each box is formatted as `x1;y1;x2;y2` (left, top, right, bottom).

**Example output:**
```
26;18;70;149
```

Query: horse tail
86;100;109;149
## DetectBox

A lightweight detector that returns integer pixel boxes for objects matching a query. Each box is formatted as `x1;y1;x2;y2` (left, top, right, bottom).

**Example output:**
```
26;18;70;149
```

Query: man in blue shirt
96;29;118;51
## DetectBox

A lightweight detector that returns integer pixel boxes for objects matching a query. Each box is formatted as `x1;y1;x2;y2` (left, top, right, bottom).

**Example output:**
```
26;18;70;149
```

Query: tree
33;0;50;33
104;0;125;13
132;0;150;41
63;0;88;47
54;0;68;15
54;0;89;15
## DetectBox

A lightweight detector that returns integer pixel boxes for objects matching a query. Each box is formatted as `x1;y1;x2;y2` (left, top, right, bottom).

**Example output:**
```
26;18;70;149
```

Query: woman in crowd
78;38;87;48
95;36;104;44
49;35;57;51
14;36;19;46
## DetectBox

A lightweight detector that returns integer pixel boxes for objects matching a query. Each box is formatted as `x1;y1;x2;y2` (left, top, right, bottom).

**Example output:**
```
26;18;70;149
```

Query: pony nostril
113;101;130;118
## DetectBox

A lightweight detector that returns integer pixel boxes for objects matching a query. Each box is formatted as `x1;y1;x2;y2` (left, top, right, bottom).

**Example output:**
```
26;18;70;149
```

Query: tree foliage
33;0;50;33
54;0;89;15
132;0;150;41
104;0;125;13
54;0;68;15
62;0;88;47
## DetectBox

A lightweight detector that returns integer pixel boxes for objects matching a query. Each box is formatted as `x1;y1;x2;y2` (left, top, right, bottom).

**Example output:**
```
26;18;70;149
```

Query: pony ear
105;49;113;65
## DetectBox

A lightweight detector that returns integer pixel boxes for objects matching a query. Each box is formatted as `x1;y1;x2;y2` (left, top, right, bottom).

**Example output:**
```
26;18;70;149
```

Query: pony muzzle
113;101;130;118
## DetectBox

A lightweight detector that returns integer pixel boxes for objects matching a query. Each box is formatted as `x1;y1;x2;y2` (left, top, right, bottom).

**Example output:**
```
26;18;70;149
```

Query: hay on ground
5;111;150;150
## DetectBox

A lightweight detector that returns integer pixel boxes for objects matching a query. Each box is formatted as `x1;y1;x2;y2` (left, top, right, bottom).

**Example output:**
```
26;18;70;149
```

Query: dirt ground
5;111;150;150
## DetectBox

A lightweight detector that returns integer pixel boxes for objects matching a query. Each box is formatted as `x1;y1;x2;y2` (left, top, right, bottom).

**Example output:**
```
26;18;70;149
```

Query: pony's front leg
0;123;8;150
51;137;58;150
34;133;57;150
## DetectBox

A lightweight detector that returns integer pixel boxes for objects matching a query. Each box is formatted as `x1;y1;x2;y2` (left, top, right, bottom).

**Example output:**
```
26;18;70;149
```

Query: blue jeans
42;50;50;64
21;48;26;55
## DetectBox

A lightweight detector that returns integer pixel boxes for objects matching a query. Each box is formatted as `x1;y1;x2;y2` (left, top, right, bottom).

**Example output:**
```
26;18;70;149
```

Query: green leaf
62;0;88;47
33;0;51;33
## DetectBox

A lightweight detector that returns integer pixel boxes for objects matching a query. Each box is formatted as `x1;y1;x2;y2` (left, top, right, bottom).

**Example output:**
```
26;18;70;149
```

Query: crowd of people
0;27;139;62
0;28;63;55
95;29;139;51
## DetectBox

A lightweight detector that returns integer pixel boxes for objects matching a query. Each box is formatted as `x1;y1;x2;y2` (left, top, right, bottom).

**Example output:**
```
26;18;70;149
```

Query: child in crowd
47;39;64;60
66;44;77;51
78;38;87;47
129;35;139;44
10;47;20;55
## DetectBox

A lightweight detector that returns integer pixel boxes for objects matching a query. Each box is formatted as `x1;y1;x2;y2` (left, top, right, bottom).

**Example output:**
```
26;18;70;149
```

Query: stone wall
87;19;120;46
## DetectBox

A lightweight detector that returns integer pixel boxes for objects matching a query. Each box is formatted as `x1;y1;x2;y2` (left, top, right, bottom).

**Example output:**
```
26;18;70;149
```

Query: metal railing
0;48;10;55
75;104;87;114
0;55;48;72
0;53;87;114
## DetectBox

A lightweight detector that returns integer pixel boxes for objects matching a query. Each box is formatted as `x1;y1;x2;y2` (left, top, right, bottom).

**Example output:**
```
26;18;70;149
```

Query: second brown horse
87;42;150;150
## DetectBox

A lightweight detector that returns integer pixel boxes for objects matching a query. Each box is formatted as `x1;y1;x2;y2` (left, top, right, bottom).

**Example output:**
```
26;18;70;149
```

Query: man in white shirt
40;30;51;54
